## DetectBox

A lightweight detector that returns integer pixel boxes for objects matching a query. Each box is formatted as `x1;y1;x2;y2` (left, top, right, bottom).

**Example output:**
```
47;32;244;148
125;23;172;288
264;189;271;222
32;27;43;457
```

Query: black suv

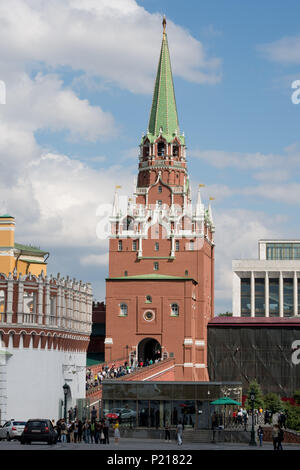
20;419;57;445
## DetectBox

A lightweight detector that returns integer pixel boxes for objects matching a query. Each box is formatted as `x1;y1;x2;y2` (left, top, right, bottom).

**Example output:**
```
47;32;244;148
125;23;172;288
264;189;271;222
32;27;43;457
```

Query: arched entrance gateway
138;338;161;364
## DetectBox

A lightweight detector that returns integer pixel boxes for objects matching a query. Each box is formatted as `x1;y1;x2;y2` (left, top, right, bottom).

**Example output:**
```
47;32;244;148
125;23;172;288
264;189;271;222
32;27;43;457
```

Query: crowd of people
212;407;287;431
86;357;162;391
211;406;287;449
52;407;121;445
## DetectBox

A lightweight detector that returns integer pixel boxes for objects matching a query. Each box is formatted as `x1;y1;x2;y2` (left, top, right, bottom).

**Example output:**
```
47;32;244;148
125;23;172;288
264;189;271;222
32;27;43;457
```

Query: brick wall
262;427;300;443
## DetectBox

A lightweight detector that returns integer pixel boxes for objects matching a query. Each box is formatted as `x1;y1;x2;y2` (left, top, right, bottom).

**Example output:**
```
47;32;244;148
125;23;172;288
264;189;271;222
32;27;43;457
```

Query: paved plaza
1;437;300;451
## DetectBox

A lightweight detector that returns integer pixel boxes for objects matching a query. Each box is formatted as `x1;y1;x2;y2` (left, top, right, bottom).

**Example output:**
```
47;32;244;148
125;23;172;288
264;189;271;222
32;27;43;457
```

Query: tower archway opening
138;337;161;364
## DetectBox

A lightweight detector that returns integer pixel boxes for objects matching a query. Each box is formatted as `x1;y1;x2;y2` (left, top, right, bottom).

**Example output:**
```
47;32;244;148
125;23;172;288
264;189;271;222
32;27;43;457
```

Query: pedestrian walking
74;420;79;443
104;418;110;444
56;419;62;442
277;426;284;450
257;426;264;446
83;420;91;443
91;406;97;424
100;421;105;444
69;421;75;443
114;421;120;445
242;409;248;430
90;421;95;443
272;424;279;450
176;421;183;446
78;420;83;443
164;422;171;442
94;421;100;444
237;409;243;425
60;419;67;443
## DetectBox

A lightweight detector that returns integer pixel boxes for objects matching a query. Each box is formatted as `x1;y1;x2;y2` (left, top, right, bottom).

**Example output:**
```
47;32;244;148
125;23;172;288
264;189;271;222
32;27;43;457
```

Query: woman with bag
100;420;105;444
60;419;68;443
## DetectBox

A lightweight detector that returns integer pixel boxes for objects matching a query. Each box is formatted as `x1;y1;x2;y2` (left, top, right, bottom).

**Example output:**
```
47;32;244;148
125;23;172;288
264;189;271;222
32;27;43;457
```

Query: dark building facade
102;380;242;429
207;317;300;397
87;301;106;366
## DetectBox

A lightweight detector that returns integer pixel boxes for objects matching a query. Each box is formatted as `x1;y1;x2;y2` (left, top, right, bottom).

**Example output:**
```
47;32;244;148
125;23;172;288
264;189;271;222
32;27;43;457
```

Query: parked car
108;408;136;421
0;420;27;441
20;419;57;445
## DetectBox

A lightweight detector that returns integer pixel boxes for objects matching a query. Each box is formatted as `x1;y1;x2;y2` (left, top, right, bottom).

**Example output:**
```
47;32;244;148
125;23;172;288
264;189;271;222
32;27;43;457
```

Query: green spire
146;17;184;144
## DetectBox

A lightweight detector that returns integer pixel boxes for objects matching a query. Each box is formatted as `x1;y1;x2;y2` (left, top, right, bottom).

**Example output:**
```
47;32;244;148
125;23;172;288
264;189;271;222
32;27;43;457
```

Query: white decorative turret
207;200;215;235
194;186;205;219
208;203;213;224
112;190;119;217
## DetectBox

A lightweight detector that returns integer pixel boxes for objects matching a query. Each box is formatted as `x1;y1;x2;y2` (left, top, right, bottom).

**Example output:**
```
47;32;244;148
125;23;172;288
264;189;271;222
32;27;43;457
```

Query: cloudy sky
1;0;300;313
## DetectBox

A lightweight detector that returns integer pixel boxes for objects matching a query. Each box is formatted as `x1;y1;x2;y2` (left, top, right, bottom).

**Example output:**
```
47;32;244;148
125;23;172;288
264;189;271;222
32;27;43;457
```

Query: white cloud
190;148;280;170
253;169;290;183
190;146;300;205
258;35;300;64
242;183;300;205
1;73;115;142
80;253;109;267
0;146;135;249
213;209;284;306
0;0;222;94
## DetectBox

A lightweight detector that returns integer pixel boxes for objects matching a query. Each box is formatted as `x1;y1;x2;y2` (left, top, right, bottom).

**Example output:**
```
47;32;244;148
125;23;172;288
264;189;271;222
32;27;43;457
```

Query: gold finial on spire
162;15;167;39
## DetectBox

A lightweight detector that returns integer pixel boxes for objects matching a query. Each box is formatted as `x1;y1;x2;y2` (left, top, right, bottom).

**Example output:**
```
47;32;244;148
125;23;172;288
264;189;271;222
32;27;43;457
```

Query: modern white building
233;240;300;317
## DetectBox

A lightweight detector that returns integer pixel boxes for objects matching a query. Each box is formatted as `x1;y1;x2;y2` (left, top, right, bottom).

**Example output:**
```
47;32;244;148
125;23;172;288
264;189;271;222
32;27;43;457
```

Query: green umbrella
210;397;241;406
210;397;241;428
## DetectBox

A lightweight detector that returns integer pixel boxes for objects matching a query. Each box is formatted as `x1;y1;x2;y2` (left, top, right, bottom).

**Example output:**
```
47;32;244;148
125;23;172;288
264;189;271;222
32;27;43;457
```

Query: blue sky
1;0;300;313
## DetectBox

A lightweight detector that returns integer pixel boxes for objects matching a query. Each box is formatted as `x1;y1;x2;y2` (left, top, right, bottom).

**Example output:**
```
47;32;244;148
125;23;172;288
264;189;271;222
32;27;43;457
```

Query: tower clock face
144;310;155;322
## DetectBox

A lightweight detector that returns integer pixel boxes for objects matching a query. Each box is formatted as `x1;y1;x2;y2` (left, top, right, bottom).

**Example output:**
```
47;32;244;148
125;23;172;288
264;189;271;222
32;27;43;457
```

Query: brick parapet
262;426;300;444
0;271;93;352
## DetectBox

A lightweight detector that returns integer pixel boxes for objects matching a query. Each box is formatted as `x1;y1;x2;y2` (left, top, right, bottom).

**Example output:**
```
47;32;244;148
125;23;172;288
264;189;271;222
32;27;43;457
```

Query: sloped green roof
15;243;49;256
146;32;184;144
0;214;14;218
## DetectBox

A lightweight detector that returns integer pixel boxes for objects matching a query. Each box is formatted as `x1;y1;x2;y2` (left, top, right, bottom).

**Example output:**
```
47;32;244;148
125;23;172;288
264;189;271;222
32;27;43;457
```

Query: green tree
293;390;300;405
282;402;300;431
263;393;282;414
244;380;264;410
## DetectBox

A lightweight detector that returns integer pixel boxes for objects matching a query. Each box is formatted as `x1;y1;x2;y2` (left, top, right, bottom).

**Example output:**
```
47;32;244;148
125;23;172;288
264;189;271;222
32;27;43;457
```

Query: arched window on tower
24;291;37;323
0;290;5;322
50;295;57;326
120;303;128;316
173;144;179;157
123;216;134;231
157;141;165;157
143;144;150;158
170;303;179;316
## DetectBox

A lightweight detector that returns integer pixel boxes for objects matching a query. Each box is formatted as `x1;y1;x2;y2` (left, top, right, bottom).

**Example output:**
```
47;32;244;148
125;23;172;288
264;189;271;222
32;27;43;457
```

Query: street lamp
249;391;257;446
63;383;69;421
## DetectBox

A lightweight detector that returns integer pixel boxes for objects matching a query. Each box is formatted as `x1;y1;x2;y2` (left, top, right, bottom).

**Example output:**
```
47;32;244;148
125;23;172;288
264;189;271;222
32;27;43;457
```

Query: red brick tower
105;18;215;380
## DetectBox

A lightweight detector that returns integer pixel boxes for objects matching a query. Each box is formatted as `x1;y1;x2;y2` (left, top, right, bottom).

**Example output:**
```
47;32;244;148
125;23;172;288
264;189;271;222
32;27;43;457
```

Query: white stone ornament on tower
195;185;205;218
112;189;119;217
